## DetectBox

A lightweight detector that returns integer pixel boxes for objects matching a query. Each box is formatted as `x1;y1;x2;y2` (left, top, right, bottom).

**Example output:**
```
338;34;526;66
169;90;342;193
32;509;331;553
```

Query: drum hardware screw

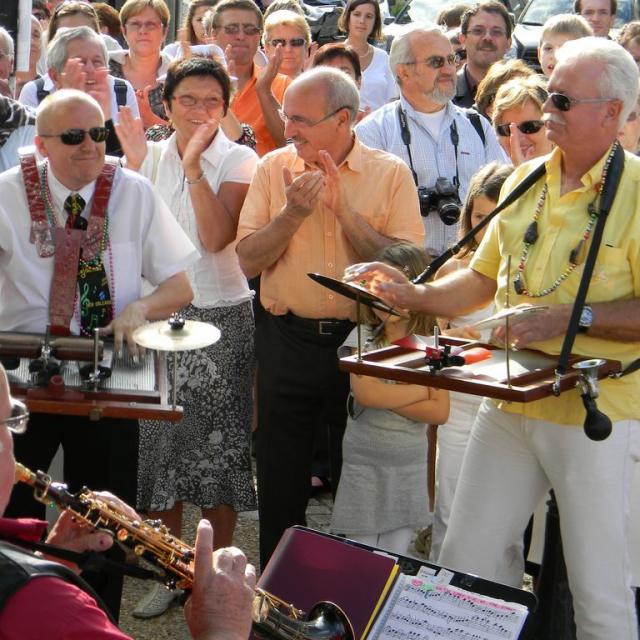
168;314;186;331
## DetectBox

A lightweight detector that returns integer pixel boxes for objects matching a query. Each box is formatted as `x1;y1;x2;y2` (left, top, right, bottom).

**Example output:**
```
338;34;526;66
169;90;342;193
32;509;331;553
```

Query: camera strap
396;102;461;188
413;158;548;284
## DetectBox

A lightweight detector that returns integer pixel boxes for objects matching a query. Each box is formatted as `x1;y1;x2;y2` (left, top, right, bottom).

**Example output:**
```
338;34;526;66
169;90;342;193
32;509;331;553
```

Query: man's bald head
36;88;104;135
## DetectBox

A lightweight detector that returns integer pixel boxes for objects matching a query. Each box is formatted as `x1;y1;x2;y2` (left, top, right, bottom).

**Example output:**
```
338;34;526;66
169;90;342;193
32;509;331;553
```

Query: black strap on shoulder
462;108;486;146
34;77;48;104
413;159;548;284
555;143;627;379
113;78;127;108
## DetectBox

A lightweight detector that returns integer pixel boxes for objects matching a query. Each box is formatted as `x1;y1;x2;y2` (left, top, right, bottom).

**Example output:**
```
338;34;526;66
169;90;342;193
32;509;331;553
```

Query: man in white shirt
0;89;197;618
18;26;138;156
356;24;507;258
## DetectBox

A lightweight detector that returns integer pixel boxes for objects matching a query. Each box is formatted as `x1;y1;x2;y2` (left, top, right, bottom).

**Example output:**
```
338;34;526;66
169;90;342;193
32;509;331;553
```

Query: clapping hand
114;105;147;170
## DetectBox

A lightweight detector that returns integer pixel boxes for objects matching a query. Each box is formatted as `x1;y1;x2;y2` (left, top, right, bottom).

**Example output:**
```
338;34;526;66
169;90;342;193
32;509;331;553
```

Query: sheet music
368;573;528;640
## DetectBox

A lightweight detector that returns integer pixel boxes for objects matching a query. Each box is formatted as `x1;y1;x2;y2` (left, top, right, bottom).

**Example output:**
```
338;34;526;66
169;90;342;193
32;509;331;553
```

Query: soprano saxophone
14;463;354;640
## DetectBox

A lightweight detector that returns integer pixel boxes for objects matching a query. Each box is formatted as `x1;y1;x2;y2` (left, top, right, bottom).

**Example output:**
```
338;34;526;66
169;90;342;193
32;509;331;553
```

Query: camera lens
439;201;461;226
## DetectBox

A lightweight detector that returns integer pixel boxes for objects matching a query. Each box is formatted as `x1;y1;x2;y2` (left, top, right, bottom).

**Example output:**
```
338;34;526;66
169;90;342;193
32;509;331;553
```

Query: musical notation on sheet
369;573;528;640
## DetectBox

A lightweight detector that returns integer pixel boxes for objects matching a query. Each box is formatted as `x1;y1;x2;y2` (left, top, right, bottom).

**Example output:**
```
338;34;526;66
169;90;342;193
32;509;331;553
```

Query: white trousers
353;526;414;556
431;392;482;560
438;399;640;640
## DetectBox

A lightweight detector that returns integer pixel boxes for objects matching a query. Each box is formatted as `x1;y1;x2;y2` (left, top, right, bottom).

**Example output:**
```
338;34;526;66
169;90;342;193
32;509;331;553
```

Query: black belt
278;313;354;336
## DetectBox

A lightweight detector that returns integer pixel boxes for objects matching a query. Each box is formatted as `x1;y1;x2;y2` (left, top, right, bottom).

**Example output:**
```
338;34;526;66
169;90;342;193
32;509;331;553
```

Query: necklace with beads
513;143;618;298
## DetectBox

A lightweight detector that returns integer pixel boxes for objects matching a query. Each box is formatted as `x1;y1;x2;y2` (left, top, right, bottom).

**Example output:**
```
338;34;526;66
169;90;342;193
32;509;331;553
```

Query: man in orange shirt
236;67;424;568
211;0;290;156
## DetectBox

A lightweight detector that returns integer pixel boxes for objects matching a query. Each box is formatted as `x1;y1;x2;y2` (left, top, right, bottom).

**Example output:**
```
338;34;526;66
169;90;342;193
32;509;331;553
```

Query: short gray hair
0;27;14;57
288;66;360;123
389;23;446;84
46;26;108;73
555;36;639;127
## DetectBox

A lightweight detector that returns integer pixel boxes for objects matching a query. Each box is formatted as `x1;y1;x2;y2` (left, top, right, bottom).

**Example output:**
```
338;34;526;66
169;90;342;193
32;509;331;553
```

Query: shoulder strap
462;108;486;146
113;78;127;108
414;159;548;283
34;77;48;104
555;143;625;380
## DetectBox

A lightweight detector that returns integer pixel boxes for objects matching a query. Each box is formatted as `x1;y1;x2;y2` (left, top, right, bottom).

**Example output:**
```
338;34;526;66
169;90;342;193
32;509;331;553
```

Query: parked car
513;0;638;72
382;0;519;51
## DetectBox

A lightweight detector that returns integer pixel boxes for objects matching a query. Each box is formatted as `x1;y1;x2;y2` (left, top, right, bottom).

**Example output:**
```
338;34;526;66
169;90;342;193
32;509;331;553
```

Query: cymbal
307;273;399;316
133;319;221;352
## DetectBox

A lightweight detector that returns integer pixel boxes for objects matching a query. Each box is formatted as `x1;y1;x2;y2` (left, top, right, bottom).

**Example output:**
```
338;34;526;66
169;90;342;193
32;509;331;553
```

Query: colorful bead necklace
513;143;618;298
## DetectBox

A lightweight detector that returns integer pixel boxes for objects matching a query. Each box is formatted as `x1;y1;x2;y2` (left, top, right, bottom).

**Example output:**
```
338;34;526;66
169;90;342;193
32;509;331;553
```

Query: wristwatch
578;305;593;333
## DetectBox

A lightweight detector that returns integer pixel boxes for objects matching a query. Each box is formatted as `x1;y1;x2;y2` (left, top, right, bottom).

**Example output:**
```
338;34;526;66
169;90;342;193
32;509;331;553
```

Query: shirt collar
545;144;615;194
166;127;233;170
46;160;96;215
399;95;453;123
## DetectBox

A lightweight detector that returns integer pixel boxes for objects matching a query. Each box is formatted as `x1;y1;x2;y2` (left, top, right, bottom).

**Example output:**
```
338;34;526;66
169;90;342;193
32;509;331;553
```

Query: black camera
419;178;461;226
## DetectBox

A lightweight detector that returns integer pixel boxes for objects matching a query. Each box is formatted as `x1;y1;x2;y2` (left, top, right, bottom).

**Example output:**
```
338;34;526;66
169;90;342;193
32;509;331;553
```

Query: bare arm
344;262;497;319
182;122;250;253
393;388;450;424
319;151;398;260
255;48;287;149
351;374;431;409
237;167;324;278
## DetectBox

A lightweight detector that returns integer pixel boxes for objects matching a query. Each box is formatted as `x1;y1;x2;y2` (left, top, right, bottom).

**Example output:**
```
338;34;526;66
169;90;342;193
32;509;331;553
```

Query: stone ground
119;490;337;640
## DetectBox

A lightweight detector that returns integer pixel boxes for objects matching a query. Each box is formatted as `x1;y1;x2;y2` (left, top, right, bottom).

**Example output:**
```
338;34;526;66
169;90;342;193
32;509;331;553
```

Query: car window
519;0;633;26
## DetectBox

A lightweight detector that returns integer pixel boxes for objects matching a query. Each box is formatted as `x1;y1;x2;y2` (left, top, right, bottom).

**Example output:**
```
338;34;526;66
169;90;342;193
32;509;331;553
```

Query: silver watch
578;305;593;332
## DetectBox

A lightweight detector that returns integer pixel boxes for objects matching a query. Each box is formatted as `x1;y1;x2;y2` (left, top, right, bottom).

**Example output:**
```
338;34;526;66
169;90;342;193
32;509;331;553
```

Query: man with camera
356;24;506;258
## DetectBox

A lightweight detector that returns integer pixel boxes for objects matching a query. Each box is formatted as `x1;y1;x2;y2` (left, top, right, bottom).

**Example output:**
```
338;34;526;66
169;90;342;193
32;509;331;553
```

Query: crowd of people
0;0;640;638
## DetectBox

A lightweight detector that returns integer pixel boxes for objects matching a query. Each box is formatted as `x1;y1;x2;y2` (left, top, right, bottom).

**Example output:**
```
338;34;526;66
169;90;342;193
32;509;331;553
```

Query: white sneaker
132;583;180;619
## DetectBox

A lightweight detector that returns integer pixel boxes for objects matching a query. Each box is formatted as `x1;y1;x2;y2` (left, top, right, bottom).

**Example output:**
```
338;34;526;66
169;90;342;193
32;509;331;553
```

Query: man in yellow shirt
237;67;424;568
345;38;640;639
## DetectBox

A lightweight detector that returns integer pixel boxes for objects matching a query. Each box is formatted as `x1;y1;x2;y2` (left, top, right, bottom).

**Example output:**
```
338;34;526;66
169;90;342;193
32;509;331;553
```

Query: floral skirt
137;302;256;512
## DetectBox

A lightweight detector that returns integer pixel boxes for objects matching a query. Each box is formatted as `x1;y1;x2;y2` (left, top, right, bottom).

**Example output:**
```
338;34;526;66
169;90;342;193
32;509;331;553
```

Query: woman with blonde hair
263;10;313;78
492;75;552;166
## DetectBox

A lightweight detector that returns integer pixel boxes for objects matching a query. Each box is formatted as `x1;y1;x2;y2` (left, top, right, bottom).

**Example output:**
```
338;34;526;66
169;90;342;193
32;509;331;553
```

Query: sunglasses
548;92;617;112
495;120;545;137
4;398;29;434
269;38;306;48
39;127;109;146
407;54;457;69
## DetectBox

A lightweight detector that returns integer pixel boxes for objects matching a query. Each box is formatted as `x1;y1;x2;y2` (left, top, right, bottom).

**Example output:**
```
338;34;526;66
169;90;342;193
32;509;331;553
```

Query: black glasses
278;106;349;127
39;127;109;146
495;120;545;137
407;54;457;69
3;398;29;434
269;38;306;48
548;92;617;112
219;24;261;35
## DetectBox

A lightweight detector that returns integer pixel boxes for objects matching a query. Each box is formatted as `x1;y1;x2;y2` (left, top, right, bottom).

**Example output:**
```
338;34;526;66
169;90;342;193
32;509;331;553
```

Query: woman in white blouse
338;0;397;112
117;56;258;617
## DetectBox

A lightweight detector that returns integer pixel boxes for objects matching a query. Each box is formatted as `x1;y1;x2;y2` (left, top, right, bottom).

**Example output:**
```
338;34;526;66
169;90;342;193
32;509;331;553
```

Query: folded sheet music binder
258;526;537;640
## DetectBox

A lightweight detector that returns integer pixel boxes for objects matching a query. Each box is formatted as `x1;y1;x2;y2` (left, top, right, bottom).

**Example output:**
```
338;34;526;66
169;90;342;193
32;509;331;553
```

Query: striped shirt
356;97;509;257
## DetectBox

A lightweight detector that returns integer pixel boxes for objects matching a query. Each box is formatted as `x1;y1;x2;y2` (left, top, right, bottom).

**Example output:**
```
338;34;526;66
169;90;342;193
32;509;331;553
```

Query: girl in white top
430;162;514;560
338;0;397;112
116;57;258;617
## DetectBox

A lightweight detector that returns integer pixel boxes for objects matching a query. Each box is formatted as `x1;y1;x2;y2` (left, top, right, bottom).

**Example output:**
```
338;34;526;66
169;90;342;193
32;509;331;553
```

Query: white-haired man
18;26;138;156
1;88;198;617
356;23;506;258
346;37;640;639
0;364;256;639
236;67;424;569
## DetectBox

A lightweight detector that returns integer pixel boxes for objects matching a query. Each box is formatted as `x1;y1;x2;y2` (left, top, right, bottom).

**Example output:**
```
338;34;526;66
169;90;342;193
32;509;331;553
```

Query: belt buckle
318;320;334;336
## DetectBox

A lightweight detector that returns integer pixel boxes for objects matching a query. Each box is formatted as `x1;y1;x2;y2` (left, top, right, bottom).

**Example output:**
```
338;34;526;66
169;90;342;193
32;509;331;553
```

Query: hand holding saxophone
185;520;257;640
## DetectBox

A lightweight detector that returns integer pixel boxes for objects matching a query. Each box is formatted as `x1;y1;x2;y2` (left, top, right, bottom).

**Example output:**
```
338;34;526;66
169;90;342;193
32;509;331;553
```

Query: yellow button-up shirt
237;138;424;320
472;145;640;425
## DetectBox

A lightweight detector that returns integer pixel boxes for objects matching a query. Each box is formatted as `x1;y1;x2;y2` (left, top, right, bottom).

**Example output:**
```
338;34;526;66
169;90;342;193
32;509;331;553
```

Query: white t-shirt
414;108;447;142
0;160;199;333
359;46;397;112
18;73;140;123
138;130;258;307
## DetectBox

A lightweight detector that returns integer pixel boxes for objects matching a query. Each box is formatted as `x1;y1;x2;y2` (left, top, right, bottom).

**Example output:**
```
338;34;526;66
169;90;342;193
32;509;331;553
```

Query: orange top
237;138;424;320
231;64;291;157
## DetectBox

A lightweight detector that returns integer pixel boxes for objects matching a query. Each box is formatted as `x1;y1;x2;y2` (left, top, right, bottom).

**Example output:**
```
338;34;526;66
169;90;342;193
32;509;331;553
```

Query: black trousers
7;413;138;621
256;313;353;569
